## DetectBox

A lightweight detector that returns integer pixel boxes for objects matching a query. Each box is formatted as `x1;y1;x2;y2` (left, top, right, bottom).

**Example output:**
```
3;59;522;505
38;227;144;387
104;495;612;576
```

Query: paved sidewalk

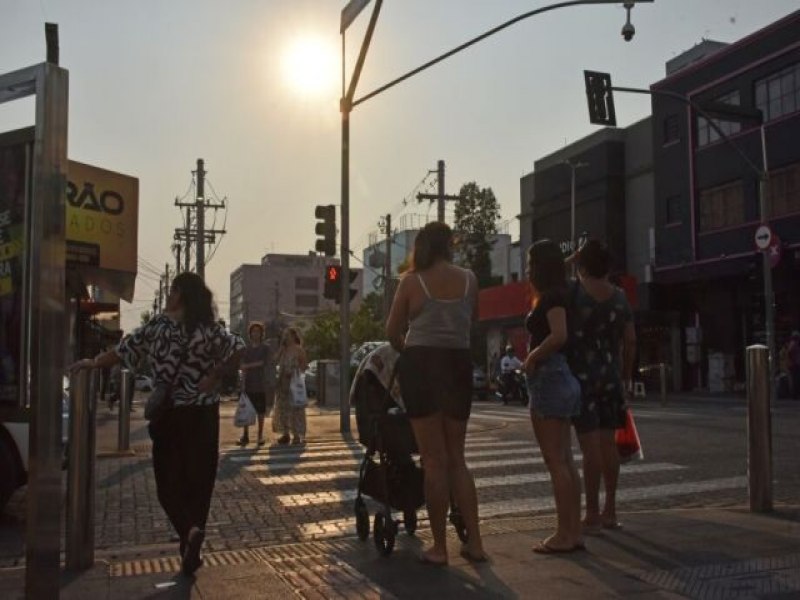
1;395;798;598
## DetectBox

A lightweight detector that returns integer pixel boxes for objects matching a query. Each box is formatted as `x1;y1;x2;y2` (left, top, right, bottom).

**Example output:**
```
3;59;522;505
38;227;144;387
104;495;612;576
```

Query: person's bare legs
577;431;603;528
256;414;265;443
443;416;486;560
410;412;449;564
597;429;620;526
532;415;582;549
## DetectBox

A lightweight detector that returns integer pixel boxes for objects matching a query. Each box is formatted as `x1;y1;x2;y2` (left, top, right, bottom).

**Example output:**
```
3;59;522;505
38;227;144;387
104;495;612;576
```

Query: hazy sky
1;0;798;332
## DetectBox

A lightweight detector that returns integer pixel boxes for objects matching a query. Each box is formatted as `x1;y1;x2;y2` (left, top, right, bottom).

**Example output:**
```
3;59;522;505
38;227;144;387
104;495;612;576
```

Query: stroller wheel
449;507;469;543
403;510;417;536
354;498;370;541
373;512;396;556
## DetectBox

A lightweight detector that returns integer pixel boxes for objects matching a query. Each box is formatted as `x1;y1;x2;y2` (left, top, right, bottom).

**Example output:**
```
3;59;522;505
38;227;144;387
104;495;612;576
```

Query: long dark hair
527;239;566;296
410;221;453;271
171;272;215;333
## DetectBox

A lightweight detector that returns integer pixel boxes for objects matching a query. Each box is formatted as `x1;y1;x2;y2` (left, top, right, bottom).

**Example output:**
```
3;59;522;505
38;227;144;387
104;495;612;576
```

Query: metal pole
746;344;772;513
66;368;97;570
118;369;132;451
570;165;576;253
437;159;445;223
184;207;191;273
196;158;205;279
758;126;776;390
340;106;351;434
659;363;667;406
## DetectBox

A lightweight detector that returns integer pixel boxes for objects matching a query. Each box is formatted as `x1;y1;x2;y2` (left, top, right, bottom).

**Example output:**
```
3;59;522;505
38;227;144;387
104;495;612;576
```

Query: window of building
295;295;318;309
663;115;680;144
767;161;800;218
665;195;681;224
697;91;741;147
698;180;745;232
755;62;800;122
295;276;318;291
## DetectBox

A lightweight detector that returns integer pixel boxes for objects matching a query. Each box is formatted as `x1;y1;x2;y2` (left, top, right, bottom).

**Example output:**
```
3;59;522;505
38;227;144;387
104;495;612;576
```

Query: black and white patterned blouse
115;315;245;407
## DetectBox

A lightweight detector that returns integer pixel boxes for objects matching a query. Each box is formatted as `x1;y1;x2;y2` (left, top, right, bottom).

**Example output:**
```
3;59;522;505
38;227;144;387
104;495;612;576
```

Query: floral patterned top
567;281;633;403
116;315;244;406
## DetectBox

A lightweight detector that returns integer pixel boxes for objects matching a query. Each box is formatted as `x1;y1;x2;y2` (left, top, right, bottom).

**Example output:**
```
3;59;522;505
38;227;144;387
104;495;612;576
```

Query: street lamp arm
344;0;384;107
352;0;651;109
612;85;764;179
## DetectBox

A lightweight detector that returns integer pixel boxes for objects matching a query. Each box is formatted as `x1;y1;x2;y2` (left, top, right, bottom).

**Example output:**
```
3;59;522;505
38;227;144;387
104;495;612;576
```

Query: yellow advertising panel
66;160;139;300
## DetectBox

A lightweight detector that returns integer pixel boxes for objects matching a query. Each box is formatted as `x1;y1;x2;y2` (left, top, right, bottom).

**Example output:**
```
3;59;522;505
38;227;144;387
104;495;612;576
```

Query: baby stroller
350;343;468;556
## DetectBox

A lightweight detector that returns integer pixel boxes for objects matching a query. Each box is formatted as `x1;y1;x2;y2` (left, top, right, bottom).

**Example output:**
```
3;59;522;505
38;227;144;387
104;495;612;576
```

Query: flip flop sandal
460;547;490;563
532;542;579;555
418;552;448;566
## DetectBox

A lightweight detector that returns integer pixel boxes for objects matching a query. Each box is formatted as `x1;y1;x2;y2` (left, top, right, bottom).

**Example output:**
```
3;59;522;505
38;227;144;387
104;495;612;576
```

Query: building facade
650;10;800;389
229;253;361;335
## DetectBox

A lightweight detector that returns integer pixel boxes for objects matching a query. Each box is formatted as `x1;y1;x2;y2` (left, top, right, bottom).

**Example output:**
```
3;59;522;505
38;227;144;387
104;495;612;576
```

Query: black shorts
246;389;274;416
572;392;626;434
398;346;473;421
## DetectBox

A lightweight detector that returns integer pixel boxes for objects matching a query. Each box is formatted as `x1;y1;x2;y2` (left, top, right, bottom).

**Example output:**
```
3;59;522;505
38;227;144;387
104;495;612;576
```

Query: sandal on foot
418;551;448;566
533;542;580;555
181;527;205;576
459;546;489;563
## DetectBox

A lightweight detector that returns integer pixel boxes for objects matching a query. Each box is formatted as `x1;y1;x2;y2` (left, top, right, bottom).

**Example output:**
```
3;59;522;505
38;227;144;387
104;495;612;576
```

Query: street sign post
754;224;773;250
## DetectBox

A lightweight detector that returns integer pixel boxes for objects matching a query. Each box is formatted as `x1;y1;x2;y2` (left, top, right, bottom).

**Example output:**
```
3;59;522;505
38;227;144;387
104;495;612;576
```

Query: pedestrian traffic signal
315;205;336;257
583;70;617;127
324;265;341;300
323;265;359;304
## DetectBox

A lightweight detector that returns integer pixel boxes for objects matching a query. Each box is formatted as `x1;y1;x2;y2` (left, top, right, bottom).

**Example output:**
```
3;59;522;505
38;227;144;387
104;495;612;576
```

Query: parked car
304;360;318;397
473;365;488;400
134;374;154;392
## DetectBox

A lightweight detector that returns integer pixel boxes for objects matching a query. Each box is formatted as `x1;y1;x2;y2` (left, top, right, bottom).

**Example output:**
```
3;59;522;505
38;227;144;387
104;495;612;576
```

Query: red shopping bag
615;409;643;463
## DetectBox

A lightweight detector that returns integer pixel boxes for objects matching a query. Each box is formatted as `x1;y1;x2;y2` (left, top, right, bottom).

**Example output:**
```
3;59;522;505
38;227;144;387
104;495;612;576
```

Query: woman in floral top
567;240;636;534
272;327;308;444
71;272;244;576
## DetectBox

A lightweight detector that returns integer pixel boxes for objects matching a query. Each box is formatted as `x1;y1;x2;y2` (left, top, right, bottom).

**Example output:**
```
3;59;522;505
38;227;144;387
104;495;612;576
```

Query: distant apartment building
229;253;362;335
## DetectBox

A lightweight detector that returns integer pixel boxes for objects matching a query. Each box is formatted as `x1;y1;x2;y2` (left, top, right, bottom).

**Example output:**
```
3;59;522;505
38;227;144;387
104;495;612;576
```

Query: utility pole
164;264;171;296
173;243;181;275
173;158;226;280
416;159;462;223
157;279;163;313
380;214;392;319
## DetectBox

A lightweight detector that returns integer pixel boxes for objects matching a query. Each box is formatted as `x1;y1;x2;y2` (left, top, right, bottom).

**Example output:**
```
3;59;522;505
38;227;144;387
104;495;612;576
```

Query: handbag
234;392;257;427
615;408;644;463
144;344;188;423
289;370;307;408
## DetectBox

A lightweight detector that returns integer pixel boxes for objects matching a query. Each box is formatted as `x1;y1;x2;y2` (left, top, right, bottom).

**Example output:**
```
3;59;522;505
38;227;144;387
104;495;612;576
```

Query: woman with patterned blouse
567;240;636;533
71;272;245;576
271;327;308;445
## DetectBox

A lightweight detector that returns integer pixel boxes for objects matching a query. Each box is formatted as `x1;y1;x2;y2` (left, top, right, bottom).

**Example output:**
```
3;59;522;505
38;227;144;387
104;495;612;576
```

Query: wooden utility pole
381;214;392;318
416;159;462;223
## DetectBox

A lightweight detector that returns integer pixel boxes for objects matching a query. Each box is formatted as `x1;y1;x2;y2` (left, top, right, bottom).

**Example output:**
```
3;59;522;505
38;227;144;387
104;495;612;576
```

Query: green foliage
303;311;340;360
453;182;501;288
351;292;385;345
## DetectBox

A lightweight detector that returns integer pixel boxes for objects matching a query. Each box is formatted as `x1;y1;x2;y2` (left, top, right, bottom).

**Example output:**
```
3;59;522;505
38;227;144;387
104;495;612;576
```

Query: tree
303;311;340;360
453;181;501;288
351;292;385;346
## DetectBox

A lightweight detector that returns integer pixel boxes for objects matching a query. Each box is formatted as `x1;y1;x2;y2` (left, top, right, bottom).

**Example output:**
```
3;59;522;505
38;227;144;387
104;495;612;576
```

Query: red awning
478;282;531;322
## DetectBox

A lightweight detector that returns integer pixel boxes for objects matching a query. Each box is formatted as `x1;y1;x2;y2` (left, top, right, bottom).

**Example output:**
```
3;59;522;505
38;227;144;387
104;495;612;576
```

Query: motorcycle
495;369;528;406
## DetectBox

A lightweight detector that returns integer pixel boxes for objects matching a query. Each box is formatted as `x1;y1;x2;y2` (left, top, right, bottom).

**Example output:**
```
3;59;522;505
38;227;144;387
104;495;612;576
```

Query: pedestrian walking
238;321;275;447
566;239;636;534
522;239;583;553
71;272;245;576
272;327;308;445
387;221;487;566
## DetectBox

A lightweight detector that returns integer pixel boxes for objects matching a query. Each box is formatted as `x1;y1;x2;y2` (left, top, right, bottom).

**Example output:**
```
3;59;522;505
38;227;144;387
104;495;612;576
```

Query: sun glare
281;36;337;96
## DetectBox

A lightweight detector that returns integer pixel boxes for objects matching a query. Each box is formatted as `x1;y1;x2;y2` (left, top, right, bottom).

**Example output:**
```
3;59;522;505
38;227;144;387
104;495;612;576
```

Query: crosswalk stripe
230;439;535;464
242;446;542;472
296;476;747;539
470;413;527;422
276;462;686;507
254;455;579;483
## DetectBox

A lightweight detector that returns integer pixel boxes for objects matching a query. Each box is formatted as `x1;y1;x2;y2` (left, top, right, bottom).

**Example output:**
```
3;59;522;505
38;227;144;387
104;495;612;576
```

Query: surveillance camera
621;21;635;42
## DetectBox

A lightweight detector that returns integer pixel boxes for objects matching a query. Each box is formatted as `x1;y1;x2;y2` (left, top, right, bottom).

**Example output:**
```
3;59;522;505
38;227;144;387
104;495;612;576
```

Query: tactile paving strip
637;553;800;599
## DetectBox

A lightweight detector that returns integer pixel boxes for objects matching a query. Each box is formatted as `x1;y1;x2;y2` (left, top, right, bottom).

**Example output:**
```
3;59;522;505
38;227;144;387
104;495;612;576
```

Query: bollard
659;363;667;406
66;368;98;570
746;344;772;513
118;369;132;451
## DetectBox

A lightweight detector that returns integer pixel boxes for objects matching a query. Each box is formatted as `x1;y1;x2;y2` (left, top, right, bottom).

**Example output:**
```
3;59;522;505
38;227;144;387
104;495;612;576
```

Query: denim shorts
526;354;581;420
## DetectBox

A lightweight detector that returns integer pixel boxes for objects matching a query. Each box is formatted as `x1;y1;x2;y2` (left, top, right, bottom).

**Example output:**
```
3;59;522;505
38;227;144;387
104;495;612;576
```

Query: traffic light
583;70;617;127
323;265;359;304
324;264;341;300
315;204;336;256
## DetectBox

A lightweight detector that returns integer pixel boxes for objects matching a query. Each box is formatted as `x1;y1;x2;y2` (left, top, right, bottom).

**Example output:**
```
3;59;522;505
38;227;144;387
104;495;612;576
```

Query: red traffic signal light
323;265;359;304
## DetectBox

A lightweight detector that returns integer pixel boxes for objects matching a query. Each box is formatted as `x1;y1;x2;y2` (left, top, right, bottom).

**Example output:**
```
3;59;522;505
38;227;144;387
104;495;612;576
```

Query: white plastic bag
289;370;307;408
234;392;257;427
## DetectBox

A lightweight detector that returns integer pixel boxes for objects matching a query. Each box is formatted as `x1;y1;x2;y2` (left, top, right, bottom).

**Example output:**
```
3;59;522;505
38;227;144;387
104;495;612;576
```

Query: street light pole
565;159;588;254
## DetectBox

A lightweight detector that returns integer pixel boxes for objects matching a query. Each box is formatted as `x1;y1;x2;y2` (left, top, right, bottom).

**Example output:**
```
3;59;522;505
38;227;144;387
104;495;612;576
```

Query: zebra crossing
222;405;747;542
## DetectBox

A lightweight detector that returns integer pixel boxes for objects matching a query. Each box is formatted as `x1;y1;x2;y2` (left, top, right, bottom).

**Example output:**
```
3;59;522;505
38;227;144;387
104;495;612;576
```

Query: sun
281;35;337;96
